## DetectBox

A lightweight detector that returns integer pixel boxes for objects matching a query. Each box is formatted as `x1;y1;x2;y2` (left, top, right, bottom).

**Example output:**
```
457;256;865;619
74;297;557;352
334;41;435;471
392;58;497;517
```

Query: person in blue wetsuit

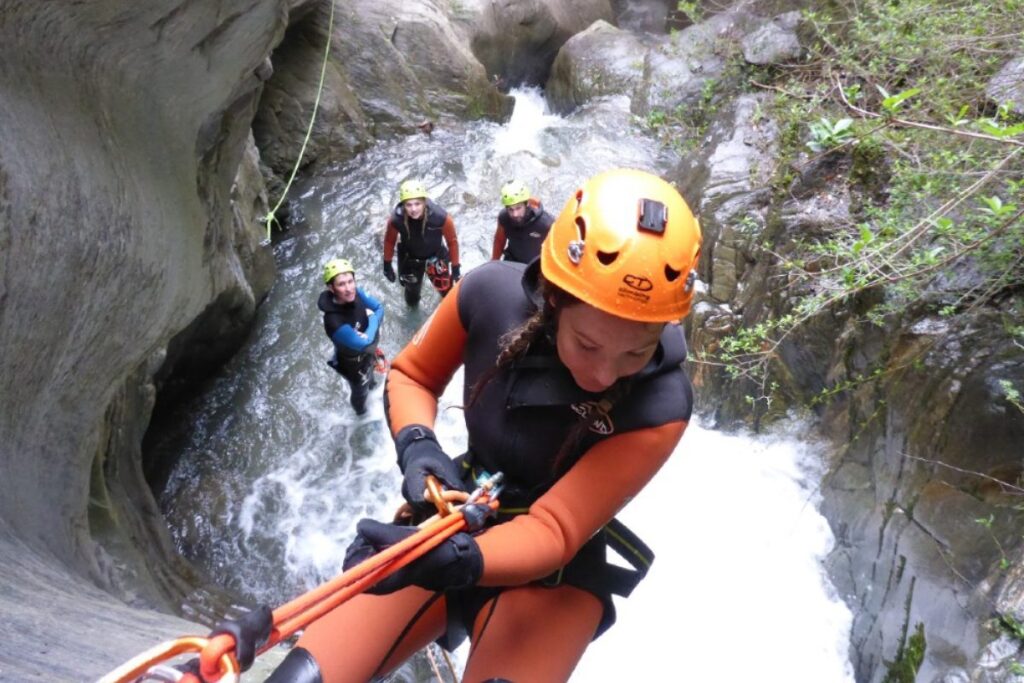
318;258;385;416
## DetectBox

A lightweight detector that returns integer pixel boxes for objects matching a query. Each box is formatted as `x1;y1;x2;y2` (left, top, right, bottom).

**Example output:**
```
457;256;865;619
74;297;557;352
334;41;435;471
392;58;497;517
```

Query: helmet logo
623;274;653;292
567;240;584;265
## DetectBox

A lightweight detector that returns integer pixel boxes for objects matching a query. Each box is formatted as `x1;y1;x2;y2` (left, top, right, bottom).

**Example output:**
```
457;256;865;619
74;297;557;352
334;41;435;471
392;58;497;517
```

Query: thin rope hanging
263;0;337;243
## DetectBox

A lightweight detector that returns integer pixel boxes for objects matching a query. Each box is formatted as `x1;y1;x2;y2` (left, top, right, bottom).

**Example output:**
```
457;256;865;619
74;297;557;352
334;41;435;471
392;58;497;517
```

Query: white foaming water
233;370;469;595
158;85;854;680
492;87;562;156
571;420;855;682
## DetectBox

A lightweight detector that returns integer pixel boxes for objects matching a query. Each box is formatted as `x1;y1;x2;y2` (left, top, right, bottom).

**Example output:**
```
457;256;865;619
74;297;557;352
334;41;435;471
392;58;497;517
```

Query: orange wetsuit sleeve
475;419;687;586
491;223;506;260
383;219;398;262
384;280;468;434
442;216;459;266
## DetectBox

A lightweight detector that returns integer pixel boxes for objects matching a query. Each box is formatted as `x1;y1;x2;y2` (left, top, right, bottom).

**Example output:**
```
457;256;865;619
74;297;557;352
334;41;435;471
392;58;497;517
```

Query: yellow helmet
399;179;428;203
323;258;355;284
540;169;702;322
501;179;530;207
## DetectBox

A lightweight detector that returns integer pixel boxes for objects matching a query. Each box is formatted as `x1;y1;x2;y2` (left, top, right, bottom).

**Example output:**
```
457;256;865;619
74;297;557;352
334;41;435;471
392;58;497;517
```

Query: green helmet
399;179;428;203
500;179;530;207
323;258;355;284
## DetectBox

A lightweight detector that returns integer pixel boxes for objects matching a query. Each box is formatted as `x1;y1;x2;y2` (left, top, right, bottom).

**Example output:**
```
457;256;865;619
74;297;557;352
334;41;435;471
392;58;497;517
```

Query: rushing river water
152;89;854;681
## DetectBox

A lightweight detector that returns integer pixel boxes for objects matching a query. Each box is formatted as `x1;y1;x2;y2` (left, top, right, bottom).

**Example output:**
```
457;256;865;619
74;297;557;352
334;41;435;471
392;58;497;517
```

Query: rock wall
669;39;1024;683
7;0;1017;680
679;94;1024;681
0;1;287;676
545;3;1024;679
0;0;536;677
255;0;517;181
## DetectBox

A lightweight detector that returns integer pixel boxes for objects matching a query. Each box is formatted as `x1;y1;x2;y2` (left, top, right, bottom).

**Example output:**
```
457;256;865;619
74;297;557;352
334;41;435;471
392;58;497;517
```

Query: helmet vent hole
575;216;587;241
597;251;618;266
664;265;682;282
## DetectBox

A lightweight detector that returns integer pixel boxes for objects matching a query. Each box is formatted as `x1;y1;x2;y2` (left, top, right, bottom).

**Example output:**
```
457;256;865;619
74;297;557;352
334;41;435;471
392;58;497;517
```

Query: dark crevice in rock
141;287;259;491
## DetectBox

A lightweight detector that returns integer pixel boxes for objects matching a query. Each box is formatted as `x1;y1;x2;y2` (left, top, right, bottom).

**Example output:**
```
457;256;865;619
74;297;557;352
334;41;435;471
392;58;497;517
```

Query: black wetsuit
318;288;383;415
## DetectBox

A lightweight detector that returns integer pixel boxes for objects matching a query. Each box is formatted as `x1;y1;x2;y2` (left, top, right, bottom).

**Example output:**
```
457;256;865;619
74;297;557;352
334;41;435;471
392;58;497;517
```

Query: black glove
451;263;461;283
209;604;273;671
383;260;396;282
343;518;483;594
395;425;467;514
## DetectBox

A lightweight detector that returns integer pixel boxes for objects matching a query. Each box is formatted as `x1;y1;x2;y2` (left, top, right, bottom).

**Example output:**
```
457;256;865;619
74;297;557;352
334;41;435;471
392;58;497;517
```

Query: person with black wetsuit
318;258;384;416
490;179;554;264
381;179;461;306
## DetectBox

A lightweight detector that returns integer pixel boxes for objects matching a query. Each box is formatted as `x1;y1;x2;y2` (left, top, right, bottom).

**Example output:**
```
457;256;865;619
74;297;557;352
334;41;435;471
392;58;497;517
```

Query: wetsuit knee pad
265;646;324;683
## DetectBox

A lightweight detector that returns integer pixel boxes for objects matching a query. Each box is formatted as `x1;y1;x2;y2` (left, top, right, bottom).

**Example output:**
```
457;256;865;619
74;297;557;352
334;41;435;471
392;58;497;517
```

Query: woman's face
403;198;426;219
555;302;664;393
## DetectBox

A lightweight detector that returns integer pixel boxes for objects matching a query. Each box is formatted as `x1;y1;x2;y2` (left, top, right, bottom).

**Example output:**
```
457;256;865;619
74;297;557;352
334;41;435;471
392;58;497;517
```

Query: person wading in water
381;179;461;307
318;258;385;416
490;178;554;264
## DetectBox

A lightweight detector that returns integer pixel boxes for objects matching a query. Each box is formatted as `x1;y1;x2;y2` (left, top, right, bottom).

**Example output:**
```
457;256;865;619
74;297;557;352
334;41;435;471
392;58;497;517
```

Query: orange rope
199;491;497;681
101;478;499;683
96;635;239;683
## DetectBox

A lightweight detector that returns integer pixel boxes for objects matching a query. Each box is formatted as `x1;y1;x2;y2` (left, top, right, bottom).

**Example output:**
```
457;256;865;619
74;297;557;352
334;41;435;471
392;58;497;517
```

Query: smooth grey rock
985;56;1024;115
255;0;514;178
0;0;284;674
464;0;615;86
546;20;647;114
741;11;803;65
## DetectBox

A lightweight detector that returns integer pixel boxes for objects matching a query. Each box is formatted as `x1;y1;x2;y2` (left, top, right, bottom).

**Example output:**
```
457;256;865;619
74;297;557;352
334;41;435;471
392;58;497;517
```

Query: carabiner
425;475;458;517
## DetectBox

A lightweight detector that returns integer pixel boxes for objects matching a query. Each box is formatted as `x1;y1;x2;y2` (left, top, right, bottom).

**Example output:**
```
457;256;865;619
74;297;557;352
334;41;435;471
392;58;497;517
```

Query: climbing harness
99;474;503;683
262;0;336;243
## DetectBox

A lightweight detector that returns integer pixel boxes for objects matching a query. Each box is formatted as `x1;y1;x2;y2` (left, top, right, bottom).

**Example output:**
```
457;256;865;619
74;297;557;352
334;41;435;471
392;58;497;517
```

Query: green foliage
883;622;926;683
1000;380;1024;414
676;1;702;23
998;613;1024;641
810;367;885;407
644;109;669;129
632;76;721;151
993;613;1024;677
975;513;1011;569
705;0;1024;410
807;117;855;151
878;86;921;116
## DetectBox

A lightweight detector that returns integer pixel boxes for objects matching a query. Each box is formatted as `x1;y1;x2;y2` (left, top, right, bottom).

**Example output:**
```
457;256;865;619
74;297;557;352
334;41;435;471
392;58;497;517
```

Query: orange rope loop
96;635;239;683
99;473;503;683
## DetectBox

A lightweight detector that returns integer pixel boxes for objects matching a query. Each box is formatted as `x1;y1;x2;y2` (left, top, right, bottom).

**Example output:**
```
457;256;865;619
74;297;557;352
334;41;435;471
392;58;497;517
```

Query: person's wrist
395;424;438;470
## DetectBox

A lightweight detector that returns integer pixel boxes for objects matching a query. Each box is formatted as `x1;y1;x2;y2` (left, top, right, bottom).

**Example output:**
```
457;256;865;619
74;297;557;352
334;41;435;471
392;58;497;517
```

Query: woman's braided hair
469;276;634;476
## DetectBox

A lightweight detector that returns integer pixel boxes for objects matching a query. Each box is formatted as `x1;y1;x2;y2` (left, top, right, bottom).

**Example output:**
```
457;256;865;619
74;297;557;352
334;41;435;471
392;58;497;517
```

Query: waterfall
152;88;853;681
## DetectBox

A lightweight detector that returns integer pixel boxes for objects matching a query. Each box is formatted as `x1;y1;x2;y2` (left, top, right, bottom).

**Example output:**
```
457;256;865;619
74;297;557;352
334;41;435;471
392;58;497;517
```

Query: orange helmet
541;169;701;322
